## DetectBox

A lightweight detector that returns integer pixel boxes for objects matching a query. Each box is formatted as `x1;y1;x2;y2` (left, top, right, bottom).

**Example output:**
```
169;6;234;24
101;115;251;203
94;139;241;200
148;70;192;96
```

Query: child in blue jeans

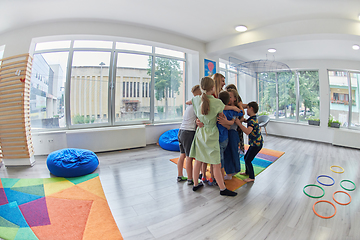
217;91;244;179
235;101;263;182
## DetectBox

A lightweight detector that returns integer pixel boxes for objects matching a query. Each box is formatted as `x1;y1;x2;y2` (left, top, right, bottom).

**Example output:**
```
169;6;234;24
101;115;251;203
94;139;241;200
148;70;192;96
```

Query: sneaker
187;179;194;185
224;174;232;180
177;176;188;182
192;182;204;191
208;177;217;186
220;188;237;196
201;177;208;183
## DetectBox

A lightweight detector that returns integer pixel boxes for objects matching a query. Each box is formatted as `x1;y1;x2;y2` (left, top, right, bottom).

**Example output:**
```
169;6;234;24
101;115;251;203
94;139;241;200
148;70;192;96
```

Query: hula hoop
303;184;325;198
330;165;344;174
313;200;337;219
333;191;352;205
340;180;356;191
317;175;335;186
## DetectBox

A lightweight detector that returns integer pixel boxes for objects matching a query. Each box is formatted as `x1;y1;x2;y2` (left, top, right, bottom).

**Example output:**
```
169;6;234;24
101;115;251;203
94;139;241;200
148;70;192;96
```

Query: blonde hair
213;73;225;97
191;85;200;93
200;77;214;115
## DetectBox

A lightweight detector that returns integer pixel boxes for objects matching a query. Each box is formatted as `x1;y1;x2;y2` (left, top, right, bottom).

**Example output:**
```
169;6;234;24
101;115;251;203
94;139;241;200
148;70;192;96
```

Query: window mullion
65;43;74;129
296;71;300;122
347;71;352;129
150;49;155;123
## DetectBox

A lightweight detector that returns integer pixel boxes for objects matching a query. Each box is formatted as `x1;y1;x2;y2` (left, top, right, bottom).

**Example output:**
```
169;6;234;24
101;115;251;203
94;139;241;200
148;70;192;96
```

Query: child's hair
200;77;214;115
191;85;200;93
225;84;237;91
226;84;242;102
213;73;225;97
227;89;240;108
218;91;230;105
247;101;259;113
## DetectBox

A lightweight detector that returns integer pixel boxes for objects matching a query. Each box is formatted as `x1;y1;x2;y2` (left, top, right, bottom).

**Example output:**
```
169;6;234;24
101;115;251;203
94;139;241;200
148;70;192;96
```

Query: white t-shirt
180;105;197;131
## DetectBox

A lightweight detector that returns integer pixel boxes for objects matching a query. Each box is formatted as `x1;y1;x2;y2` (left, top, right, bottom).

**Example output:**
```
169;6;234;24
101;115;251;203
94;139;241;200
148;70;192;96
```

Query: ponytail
199;76;214;115
201;92;210;115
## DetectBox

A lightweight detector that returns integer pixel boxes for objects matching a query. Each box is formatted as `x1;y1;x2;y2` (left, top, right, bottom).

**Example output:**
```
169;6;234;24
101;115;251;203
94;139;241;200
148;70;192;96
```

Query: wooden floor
1;135;360;240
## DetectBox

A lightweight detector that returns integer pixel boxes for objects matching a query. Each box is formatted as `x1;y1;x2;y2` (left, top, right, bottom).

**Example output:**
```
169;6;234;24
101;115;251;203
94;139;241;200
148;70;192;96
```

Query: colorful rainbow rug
170;145;285;191
0;173;123;240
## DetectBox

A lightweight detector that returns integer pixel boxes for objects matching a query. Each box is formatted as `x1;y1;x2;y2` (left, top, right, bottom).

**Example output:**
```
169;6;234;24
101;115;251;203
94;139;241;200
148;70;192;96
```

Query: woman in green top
189;76;238;196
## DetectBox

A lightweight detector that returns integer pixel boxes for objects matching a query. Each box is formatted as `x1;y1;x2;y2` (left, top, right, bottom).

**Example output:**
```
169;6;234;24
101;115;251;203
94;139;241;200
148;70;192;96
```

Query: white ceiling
2;0;360;62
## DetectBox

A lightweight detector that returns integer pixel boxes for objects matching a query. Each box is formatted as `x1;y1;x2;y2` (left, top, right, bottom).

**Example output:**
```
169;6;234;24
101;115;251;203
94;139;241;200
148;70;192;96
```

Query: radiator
66;125;146;152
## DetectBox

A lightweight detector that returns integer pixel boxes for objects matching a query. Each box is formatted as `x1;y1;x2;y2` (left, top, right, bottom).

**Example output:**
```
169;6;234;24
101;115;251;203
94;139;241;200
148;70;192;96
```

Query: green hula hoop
340;180;356;191
303;184;325;198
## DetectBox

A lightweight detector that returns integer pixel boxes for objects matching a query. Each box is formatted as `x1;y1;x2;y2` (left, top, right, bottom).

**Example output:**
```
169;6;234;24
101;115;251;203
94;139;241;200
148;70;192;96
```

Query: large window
219;61;238;88
115;53;151;123
329;70;360;129
298;71;320;122
258;72;277;118
70;51;111;126
30;39;187;131
30;52;68;129
258;70;319;123
153;57;184;121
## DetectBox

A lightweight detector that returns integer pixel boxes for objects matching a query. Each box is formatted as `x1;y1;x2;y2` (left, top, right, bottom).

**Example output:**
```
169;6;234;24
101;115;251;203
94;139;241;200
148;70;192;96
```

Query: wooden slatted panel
0;53;34;160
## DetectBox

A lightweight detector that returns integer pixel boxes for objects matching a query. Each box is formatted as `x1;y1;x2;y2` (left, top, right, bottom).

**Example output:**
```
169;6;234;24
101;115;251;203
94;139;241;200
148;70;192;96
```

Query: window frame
328;69;360;130
31;38;188;131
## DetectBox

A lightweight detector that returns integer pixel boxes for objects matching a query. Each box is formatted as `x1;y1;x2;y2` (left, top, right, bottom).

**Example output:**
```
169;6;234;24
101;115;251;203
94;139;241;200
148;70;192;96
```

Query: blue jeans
244;144;263;179
219;138;228;168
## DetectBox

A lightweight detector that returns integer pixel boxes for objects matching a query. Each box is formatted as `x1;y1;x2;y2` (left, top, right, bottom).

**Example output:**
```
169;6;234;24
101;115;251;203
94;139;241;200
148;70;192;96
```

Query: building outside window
30;39;187;131
30;52;68;129
328;70;359;129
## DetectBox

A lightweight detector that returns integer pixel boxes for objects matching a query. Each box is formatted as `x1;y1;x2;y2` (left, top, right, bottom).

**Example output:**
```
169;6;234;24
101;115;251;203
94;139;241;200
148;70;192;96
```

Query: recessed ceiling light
235;25;247;32
352;44;359;50
268;48;277;53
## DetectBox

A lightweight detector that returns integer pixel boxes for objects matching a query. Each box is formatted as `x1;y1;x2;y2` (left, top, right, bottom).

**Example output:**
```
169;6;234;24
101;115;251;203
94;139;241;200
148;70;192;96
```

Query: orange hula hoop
333;191;352;205
313;200;337;219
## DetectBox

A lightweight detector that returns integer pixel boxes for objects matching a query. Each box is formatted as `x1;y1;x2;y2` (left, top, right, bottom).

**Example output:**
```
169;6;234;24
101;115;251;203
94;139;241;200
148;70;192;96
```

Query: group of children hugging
177;73;264;197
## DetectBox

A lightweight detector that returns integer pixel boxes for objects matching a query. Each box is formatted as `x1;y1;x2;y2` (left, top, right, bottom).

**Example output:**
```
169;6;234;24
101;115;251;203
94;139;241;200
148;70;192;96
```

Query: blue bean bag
47;148;99;177
159;128;180;151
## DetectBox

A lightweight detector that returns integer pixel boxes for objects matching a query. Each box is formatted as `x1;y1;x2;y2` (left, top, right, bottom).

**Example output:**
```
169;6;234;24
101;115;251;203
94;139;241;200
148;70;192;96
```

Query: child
225;84;247;156
189;76;238;196
217;91;243;180
177;85;201;185
223;89;243;180
235;101;263;182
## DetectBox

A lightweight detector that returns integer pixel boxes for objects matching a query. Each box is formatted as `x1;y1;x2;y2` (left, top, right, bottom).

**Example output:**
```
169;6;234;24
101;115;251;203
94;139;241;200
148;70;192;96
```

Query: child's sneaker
201;177;208;183
208;177;217;186
220;188;237;196
187;179;194;185
177;176;188;182
224;174;232;180
192;182;204;191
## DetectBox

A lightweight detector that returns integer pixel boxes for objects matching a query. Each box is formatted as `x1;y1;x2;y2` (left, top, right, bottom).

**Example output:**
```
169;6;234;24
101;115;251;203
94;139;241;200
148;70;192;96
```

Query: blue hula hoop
317;175;335;186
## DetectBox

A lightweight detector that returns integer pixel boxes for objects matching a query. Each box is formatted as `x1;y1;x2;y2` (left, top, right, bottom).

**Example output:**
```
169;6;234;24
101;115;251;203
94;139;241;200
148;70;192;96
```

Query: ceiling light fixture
352;44;359;50
268;48;277;53
235;25;247;32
